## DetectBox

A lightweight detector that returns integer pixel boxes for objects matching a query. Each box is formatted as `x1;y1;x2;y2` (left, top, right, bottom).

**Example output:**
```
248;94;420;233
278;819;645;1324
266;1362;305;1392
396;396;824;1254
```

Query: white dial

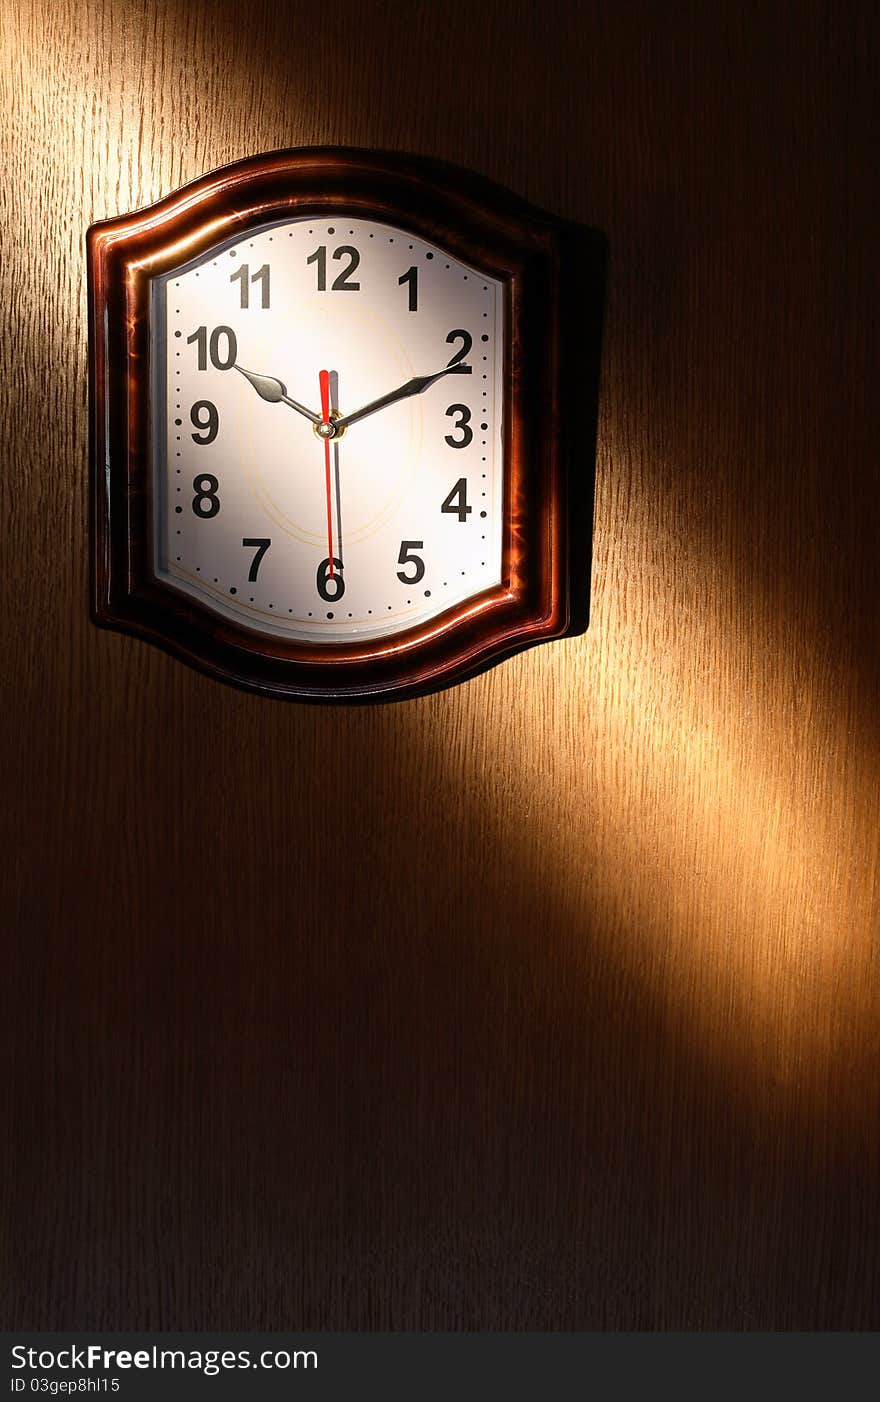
152;216;504;641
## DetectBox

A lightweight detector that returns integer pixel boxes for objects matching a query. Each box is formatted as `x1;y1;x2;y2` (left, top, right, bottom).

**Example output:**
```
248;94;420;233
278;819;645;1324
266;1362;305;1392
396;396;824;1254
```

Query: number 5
397;540;425;584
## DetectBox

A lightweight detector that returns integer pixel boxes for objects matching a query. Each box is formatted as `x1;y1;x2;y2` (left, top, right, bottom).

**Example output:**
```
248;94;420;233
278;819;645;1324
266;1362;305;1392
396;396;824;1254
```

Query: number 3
444;404;473;449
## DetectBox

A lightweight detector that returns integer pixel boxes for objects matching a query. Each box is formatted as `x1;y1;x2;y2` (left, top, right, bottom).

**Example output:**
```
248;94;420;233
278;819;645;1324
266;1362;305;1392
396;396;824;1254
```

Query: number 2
446;330;472;373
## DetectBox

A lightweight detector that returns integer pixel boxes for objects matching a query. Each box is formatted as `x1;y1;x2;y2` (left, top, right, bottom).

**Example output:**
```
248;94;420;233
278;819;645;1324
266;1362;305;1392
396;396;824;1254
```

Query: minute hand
333;365;467;432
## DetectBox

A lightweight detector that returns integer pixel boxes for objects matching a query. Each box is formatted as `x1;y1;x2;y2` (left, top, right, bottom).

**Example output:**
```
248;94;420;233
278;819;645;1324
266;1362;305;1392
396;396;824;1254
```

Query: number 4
441;479;472;522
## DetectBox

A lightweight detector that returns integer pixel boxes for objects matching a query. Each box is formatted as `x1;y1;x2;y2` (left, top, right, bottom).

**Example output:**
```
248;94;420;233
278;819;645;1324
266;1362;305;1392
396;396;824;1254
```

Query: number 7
242;537;271;581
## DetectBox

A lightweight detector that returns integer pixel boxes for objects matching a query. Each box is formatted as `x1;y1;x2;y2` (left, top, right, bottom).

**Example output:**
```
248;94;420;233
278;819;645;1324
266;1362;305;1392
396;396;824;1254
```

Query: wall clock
87;149;604;702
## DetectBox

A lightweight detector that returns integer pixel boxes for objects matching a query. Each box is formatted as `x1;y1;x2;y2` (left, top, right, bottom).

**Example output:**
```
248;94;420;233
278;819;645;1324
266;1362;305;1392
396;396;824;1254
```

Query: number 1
399;266;418;311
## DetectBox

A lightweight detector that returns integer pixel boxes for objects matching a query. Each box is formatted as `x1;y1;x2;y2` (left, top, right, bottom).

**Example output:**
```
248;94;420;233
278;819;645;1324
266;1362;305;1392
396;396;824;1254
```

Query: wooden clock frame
87;147;605;702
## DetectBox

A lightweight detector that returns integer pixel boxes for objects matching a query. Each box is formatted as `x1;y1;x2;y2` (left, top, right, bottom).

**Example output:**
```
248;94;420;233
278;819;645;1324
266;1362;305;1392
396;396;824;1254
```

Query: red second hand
319;369;334;578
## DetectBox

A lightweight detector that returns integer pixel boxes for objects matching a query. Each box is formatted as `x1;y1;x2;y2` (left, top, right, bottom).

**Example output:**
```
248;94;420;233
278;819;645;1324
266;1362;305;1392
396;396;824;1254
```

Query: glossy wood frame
88;148;605;702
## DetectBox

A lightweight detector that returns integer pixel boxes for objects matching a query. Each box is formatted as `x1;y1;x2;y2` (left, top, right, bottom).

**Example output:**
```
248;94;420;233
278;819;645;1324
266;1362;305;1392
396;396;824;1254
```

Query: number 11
230;263;270;309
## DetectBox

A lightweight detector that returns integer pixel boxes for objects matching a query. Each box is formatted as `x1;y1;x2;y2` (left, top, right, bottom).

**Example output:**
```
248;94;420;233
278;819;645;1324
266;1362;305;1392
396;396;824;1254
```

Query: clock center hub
314;413;345;441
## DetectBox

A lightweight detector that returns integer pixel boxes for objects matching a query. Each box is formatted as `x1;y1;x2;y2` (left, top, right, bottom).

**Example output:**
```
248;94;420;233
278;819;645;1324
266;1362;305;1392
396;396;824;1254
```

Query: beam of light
381;458;880;1138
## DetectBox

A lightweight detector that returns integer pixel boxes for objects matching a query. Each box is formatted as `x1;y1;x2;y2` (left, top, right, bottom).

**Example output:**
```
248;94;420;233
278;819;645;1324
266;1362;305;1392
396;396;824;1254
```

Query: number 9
190;400;219;445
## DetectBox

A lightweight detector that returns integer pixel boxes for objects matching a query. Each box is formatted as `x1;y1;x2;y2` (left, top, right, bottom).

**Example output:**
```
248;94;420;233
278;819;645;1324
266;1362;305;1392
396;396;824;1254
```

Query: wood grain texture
1;0;878;1330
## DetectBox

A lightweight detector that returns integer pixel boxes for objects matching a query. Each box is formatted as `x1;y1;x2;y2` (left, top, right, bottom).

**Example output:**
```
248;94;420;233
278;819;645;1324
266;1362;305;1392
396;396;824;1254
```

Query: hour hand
233;365;322;426
333;364;467;432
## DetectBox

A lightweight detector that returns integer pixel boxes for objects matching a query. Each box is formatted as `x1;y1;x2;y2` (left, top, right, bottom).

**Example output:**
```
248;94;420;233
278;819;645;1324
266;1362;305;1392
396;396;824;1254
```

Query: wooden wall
2;0;877;1329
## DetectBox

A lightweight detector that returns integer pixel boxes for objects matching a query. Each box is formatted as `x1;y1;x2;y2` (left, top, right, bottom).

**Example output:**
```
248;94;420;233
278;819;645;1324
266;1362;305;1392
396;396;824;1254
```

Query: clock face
90;149;587;701
152;217;505;641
